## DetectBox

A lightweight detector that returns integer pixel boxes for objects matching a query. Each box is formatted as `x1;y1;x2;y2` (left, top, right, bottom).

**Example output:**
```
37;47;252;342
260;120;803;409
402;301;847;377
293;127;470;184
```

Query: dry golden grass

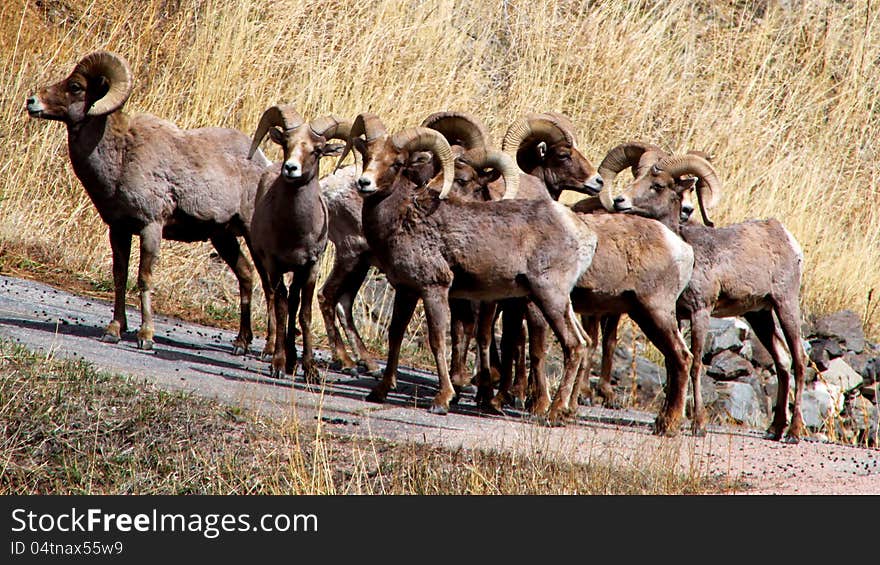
1;0;879;350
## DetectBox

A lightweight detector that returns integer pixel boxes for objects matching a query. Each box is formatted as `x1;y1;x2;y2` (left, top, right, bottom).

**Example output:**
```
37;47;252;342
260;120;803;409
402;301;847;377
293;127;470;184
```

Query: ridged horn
655;154;722;226
501;114;573;155
460;148;521;200
390;127;455;199
247;104;305;159
540;111;579;146
335;112;387;173
420;111;489;150
309;115;352;142
597;141;666;211
73;51;133;116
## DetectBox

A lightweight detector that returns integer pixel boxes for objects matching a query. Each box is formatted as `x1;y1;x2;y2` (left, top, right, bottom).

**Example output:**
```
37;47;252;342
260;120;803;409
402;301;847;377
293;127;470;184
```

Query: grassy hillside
1;0;878;345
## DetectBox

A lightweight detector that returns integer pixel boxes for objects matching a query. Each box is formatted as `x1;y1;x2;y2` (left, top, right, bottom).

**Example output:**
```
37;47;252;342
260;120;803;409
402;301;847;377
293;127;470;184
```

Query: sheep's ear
268;127;285;145
482;167;503;184
408;151;433;166
536;141;548;160
320;143;345;157
675;176;698;195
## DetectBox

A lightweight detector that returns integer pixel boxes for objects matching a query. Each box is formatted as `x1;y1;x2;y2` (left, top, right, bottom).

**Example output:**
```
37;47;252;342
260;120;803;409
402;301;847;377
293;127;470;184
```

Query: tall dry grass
1;0;878;346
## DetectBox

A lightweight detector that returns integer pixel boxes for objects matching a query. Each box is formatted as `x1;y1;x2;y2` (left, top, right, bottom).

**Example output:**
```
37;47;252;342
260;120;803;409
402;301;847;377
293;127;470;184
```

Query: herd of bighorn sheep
25;51;808;441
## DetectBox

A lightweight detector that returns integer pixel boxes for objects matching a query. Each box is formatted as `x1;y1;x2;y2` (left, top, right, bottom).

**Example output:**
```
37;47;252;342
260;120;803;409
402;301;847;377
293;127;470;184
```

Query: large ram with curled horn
25;51;270;354
611;149;807;442
343;113;598;422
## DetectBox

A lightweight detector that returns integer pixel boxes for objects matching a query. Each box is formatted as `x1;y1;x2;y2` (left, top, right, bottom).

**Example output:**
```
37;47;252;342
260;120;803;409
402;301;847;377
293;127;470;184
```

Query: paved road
1;274;878;494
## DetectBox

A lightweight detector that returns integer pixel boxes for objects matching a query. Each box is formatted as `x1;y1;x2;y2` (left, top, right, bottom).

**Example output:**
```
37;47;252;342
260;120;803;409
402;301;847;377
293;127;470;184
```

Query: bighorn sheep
611;150;807;441
342;113;597;421
493;120;695;435
246;105;349;380
25;51;268;352
318;111;495;379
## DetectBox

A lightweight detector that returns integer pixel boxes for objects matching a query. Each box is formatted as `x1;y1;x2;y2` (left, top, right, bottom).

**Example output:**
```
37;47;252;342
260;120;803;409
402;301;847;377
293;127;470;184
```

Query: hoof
231;344;248;356
782;434;801;444
137;338;154;351
692;425;708;438
764;426;785;441
365;389;387;404
302;366;321;385
428;403;449;415
482;399;506;416
101;333;121;344
367;368;384;380
513;397;528;411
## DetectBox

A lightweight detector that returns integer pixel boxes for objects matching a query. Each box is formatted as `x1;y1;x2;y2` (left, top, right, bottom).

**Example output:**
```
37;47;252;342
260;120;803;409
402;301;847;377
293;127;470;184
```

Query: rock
842;350;871;377
820;357;864;392
744;333;774;369
860;382;877;402
705;350;754;381
615;355;666;404
810;310;865;353
712;381;767;427
686;374;718;412
812;338;844;359
846;395;880;431
862;357;880;384
704;317;747;359
846;396;879;446
801;381;844;430
808;342;831;371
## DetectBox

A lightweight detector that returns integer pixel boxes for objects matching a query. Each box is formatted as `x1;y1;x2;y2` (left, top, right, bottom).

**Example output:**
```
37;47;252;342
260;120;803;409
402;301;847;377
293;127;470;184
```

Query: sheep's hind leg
135;224;162;350
210;232;255;356
103;226;132;343
318;256;360;375
366;290;418;404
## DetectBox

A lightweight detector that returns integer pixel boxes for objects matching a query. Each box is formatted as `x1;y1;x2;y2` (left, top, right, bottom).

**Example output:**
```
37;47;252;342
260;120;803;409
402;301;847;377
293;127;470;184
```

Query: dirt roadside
0;274;877;494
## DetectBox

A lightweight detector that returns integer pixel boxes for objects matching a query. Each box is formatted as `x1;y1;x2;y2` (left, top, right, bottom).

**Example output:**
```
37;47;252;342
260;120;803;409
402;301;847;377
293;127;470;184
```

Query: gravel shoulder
1;274;877;494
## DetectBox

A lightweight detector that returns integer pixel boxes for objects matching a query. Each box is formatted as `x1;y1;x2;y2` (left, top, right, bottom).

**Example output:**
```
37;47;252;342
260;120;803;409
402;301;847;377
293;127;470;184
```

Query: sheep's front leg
102;226;132;343
297;262;321;384
421;286;455;415
135;224;162;350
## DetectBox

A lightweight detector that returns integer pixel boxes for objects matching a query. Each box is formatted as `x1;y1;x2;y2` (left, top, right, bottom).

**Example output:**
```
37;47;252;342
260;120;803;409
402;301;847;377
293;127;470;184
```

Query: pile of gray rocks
596;309;880;445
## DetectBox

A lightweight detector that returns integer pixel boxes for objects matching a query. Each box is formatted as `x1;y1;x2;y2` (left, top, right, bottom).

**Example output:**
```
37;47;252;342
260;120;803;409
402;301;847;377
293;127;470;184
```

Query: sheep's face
26;71;107;124
355;138;411;195
614;169;693;225
451;160;502;202
269;127;342;183
521;140;603;196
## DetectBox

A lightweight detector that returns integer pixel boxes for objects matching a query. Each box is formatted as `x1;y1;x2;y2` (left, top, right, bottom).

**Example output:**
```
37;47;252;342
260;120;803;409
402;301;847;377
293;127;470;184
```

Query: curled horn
73;51;133;116
501;114;573;156
390;127;455;199
421;111;490;150
597;141;666;211
335;112;387;172
461;148;521;200
655;154;722;226
248;104;305;159
540;111;579;146
309;115;353;143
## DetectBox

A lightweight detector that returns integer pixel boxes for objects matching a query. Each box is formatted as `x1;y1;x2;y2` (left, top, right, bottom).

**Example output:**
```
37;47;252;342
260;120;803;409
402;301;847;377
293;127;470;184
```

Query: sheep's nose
594;176;604;186
284;163;299;173
26;96;36;106
357;177;371;188
613;195;625;204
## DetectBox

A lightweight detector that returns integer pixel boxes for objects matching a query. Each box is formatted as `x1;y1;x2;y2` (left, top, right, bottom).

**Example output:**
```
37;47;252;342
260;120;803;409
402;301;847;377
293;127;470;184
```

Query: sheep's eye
651;183;661;192
69;82;84;94
558;153;571;161
455;177;467;185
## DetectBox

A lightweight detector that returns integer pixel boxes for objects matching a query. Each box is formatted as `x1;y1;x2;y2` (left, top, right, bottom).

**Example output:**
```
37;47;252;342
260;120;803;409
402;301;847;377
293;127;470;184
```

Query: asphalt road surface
1;274;877;494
